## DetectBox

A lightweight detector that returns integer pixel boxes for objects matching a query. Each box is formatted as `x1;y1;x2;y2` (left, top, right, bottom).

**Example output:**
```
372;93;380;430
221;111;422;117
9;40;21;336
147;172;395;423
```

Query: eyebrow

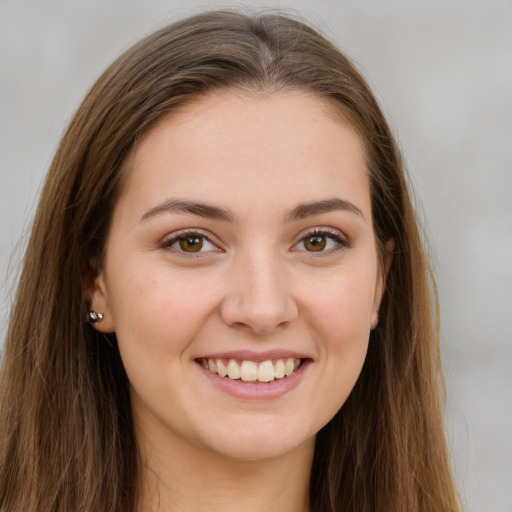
140;196;364;224
285;197;365;222
141;199;235;223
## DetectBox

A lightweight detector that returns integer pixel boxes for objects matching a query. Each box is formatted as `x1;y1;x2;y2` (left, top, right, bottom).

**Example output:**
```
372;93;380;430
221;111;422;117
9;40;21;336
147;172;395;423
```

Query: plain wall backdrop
1;1;511;511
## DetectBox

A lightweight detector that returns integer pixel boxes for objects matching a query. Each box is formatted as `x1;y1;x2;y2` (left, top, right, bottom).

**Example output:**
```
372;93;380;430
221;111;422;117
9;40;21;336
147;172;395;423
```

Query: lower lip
197;360;311;400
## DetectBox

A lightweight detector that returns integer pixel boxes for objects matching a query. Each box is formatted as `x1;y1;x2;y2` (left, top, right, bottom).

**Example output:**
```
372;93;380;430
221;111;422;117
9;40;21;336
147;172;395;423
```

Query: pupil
179;236;203;252
306;235;326;251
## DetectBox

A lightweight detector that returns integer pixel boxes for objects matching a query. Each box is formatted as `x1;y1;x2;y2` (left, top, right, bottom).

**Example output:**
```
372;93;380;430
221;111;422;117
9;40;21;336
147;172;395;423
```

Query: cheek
105;262;225;415
301;261;378;341
297;261;377;412
106;260;221;359
311;277;372;371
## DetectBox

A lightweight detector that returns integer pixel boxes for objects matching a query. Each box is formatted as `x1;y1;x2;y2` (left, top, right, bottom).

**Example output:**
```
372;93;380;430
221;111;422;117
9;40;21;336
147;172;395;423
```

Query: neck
137;429;314;512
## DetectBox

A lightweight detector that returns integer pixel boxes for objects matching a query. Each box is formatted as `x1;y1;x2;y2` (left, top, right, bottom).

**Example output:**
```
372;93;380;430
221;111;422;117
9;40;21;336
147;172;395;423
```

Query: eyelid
160;228;223;255
159;226;349;257
291;227;351;253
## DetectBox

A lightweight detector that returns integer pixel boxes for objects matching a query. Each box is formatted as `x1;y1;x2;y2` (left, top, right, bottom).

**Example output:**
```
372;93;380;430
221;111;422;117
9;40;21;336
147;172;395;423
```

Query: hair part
0;9;460;512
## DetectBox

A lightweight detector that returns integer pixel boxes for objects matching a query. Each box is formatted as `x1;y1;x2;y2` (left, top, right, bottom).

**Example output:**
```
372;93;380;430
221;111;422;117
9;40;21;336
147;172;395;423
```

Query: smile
199;357;302;383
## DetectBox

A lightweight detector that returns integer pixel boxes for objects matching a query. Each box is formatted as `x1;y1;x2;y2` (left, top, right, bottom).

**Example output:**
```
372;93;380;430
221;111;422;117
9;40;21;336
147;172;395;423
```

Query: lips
195;350;311;399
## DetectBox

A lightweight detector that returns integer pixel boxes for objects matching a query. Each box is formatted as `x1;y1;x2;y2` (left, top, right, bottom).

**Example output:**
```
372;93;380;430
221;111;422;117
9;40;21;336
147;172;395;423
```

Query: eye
162;231;219;255
292;229;348;253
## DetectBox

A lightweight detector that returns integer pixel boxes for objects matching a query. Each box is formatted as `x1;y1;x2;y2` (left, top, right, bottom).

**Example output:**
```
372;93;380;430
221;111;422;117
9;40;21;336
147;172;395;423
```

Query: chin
196;417;315;462
211;438;309;462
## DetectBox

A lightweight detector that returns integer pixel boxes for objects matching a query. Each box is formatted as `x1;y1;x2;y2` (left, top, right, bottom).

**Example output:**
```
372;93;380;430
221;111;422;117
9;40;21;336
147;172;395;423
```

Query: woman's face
91;90;387;461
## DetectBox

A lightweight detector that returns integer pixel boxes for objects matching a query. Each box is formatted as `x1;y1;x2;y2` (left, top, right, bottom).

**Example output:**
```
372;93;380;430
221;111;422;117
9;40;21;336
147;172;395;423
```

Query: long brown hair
0;10;460;512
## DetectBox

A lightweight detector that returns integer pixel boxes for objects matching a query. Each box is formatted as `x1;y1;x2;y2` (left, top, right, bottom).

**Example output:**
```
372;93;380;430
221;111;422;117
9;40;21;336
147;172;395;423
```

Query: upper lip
197;349;311;363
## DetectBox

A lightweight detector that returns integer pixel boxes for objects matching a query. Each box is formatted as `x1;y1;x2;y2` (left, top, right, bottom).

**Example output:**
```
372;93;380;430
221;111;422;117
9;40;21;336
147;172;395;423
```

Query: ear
83;259;115;333
371;238;394;329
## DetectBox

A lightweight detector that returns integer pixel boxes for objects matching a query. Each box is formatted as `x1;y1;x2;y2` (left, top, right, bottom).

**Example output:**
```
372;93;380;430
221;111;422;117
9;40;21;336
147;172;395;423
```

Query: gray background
1;1;510;511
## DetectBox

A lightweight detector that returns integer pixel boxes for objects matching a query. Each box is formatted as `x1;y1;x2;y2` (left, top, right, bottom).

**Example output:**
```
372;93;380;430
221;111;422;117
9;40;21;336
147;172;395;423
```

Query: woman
0;10;460;512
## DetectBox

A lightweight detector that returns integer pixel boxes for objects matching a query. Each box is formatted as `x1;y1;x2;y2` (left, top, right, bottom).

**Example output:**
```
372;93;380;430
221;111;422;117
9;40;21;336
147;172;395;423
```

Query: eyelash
160;228;350;257
292;228;350;255
160;229;220;257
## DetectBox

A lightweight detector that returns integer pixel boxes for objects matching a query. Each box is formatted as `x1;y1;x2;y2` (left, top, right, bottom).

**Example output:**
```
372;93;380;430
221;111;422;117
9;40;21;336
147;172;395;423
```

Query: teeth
257;360;275;382
240;360;258;381
227;359;241;380
217;359;228;377
201;357;302;382
284;358;295;376
274;359;285;379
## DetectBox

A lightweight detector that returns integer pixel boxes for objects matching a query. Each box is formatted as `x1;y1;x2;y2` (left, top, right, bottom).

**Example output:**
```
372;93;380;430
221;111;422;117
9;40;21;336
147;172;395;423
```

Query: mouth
197;357;303;383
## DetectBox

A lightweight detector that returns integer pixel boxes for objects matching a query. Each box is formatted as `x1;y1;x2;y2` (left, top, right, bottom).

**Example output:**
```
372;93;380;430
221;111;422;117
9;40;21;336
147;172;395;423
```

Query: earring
88;311;104;324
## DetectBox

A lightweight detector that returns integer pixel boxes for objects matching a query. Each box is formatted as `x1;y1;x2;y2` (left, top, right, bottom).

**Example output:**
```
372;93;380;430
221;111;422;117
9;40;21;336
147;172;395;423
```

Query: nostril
219;273;299;333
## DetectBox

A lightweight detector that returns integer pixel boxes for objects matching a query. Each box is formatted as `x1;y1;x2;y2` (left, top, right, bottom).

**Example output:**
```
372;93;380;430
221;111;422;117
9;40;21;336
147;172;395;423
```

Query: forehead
117;90;370;222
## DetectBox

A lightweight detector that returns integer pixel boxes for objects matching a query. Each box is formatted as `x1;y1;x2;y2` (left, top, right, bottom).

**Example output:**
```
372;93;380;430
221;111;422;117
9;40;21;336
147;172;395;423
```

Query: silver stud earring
89;311;104;324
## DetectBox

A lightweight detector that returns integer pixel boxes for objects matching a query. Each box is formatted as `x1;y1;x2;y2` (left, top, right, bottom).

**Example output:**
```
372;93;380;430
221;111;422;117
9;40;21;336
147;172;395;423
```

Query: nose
219;250;298;335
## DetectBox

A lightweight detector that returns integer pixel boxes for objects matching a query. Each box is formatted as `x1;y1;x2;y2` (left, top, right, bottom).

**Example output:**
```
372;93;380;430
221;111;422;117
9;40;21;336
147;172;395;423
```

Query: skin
90;90;391;512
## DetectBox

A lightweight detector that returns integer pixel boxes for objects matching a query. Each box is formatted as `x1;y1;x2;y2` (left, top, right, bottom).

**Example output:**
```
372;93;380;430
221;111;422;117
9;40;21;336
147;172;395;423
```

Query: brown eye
161;231;218;257
178;235;204;252
303;235;327;251
292;230;347;254
164;231;218;255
